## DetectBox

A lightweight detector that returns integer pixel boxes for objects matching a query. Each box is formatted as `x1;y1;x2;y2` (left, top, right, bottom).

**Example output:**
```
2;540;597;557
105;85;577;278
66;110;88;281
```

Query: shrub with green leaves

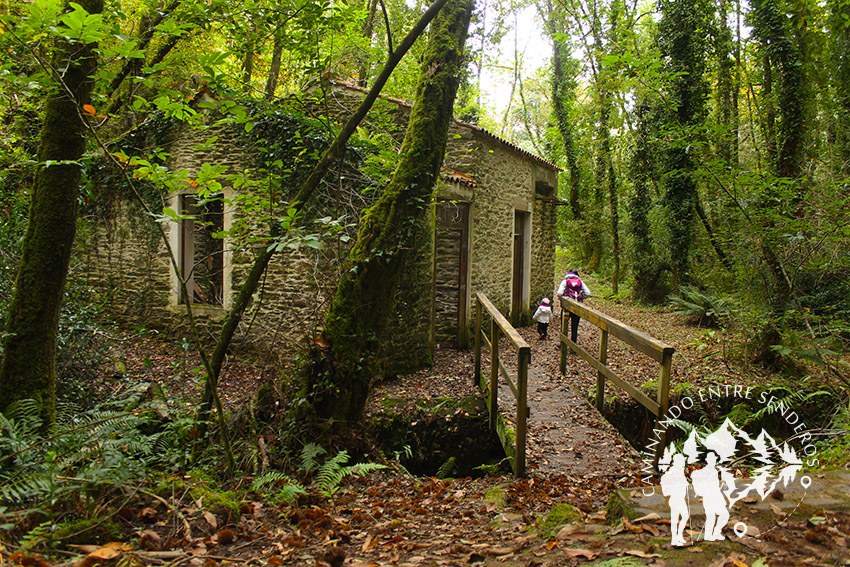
0;383;207;549
668;285;737;327
251;443;385;503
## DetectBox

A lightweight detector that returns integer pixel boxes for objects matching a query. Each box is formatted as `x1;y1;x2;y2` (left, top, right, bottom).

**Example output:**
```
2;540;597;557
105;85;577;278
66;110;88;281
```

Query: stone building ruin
81;83;561;375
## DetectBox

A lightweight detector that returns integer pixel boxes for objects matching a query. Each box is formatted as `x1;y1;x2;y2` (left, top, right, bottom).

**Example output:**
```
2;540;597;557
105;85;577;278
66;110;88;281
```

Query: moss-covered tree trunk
543;1;582;221
0;0;103;425
629;102;667;303
831;0;850;176
658;0;708;287
308;0;475;422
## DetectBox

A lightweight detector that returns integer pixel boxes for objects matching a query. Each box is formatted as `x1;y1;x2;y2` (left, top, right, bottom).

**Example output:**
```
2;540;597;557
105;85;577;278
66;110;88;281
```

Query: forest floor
32;285;850;567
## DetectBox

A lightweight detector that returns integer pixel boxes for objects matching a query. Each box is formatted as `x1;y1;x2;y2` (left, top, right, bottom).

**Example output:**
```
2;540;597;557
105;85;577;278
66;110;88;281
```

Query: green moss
459;396;485;414
503;426;516;447
605;491;638;525
380;397;405;408
435;457;456;479
54;517;122;545
537;503;582;536
584;558;644;567
484;485;507;511
189;485;242;516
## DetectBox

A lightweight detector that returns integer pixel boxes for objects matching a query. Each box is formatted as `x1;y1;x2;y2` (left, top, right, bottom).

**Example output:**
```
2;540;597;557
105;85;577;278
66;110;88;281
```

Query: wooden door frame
433;199;470;347
511;208;531;326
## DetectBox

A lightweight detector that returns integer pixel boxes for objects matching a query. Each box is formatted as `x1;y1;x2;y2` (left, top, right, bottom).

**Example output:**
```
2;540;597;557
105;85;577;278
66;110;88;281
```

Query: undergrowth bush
668;285;737;327
0;383;210;550
251;442;385;503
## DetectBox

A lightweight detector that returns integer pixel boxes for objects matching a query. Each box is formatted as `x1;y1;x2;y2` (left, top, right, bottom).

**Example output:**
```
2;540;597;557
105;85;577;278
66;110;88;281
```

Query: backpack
564;276;584;301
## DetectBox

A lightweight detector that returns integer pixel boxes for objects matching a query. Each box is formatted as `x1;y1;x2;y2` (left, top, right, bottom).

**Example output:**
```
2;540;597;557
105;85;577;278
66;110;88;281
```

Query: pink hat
541;298;550;305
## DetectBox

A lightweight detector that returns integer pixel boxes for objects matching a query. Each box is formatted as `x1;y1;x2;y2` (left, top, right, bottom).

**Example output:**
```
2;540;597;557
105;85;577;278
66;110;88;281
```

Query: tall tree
828;0;850;176
0;0;104;425
715;0;738;171
629;101;665;302
541;0;582;221
306;0;475;422
657;0;709;287
751;0;806;184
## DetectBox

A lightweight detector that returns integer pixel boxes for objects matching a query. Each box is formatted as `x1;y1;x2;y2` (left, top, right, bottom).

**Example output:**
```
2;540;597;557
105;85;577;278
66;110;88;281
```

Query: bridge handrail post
474;299;482;385
596;328;609;411
489;318;500;434
516;346;530;477
559;307;567;374
654;349;674;464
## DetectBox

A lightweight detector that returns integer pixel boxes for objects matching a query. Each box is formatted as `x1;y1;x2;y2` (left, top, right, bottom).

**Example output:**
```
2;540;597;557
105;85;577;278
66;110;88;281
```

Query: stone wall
440;120;559;330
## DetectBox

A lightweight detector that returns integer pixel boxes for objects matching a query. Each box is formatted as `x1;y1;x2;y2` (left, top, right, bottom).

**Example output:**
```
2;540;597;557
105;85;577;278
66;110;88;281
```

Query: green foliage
251;443;385;502
251;470;307;504
0;381;214;548
746;386;833;427
815;399;850;467
668;285;737;327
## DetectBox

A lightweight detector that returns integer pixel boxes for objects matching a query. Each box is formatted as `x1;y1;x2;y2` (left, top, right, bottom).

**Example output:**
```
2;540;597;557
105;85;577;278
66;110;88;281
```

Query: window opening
178;194;224;306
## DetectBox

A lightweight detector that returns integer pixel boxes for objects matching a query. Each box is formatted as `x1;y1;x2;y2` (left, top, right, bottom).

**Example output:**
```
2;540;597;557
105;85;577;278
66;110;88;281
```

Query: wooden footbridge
473;293;675;478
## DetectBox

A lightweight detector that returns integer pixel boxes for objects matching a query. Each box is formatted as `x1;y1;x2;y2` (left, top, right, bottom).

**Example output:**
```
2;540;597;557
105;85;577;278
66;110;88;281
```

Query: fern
668;286;736;327
345;462;387;476
750;387;832;424
251;470;291;492
304;448;387;498
299;442;326;473
251;470;307;504
314;450;351;496
663;417;702;436
275;483;308;504
0;475;52;505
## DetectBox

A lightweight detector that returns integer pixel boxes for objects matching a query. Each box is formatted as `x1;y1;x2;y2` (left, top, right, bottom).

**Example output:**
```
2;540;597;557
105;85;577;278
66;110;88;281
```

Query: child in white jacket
532;297;553;340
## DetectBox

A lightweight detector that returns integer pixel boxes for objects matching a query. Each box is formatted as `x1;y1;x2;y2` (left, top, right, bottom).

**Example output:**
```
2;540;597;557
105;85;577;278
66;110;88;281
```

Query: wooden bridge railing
558;296;675;462
473;292;529;477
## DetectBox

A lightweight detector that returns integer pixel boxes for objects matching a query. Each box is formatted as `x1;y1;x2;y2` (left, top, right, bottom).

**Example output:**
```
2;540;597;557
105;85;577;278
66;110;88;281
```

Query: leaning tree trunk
307;0;475;422
0;0;103;425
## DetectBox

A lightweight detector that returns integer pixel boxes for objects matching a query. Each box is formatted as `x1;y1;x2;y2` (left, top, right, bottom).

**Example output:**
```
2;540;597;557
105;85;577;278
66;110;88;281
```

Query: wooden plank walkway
484;318;641;479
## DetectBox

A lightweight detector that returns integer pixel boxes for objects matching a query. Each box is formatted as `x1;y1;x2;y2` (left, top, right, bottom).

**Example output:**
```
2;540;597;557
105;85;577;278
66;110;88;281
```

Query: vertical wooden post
474;298;481;385
559;302;567;374
596;329;608;411
654;349;674;464
489;320;499;433
516;346;530;477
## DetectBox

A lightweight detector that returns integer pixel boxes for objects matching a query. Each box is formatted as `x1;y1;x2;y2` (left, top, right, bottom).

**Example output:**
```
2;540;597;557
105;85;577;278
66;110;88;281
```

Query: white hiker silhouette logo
657;418;809;546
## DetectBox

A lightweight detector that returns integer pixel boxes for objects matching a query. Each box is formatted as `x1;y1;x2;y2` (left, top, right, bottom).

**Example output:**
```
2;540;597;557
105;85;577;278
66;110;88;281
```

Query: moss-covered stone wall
79;87;558;374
